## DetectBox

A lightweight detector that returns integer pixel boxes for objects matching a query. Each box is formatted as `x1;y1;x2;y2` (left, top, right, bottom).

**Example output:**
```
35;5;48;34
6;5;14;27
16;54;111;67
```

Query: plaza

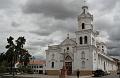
1;74;91;78
2;74;120;78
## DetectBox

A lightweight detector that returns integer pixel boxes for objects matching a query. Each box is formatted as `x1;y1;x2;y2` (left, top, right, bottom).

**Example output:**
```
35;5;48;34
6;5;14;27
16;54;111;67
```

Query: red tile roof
29;60;46;65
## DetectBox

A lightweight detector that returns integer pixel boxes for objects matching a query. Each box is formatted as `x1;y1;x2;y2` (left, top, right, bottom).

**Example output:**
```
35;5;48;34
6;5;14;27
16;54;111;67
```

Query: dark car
93;69;105;77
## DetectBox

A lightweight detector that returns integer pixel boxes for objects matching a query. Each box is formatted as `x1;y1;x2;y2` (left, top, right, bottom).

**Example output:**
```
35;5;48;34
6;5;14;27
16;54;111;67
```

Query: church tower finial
67;33;69;39
83;0;86;6
82;0;88;14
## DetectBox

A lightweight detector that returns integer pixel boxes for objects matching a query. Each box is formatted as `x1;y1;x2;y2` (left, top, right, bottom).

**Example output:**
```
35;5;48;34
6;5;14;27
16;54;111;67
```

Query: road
91;74;120;78
2;74;120;78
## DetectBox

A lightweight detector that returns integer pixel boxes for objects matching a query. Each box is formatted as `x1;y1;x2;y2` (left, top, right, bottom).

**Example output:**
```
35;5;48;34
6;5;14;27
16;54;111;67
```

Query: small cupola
82;5;88;14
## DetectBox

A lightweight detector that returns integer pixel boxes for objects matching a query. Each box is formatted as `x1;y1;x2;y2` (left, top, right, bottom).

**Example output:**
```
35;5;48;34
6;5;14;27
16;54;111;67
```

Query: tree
5;36;31;75
5;36;15;74
0;53;5;64
0;60;8;73
15;37;31;67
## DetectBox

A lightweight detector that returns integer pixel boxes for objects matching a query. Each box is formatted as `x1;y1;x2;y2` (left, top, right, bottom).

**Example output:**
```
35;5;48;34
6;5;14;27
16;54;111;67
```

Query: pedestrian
77;69;80;78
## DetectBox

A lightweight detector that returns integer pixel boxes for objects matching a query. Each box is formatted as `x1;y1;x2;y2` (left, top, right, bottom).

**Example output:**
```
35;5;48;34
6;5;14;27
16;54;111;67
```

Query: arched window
67;47;69;50
84;36;88;44
80;37;83;44
51;62;54;68
81;51;85;59
82;23;85;29
82;61;85;68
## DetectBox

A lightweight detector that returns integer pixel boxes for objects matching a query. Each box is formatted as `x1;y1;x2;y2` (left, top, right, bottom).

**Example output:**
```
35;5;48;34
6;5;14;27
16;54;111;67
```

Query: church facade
45;5;117;75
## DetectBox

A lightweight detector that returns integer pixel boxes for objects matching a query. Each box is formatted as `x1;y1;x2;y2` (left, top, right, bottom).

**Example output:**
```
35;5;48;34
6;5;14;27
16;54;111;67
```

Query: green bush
0;61;8;73
0;66;7;73
18;66;33;74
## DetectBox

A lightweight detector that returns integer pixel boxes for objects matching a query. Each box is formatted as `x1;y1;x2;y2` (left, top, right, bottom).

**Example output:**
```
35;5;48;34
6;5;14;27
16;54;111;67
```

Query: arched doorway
65;55;72;75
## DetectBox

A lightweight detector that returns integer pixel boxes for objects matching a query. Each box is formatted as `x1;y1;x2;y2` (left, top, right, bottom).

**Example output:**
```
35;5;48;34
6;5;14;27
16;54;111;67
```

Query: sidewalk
16;74;91;78
3;74;91;78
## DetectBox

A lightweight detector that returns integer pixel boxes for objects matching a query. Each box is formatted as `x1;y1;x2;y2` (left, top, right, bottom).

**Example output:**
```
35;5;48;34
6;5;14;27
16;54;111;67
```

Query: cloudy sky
0;0;120;59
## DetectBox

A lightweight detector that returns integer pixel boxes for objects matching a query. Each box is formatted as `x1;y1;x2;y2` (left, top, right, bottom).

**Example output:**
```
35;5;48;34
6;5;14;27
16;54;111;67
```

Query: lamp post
59;49;67;78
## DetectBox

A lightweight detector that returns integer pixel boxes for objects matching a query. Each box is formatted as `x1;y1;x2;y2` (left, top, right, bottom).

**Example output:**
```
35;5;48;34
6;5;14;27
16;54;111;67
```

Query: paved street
2;74;89;78
13;74;90;78
2;74;120;78
91;74;120;78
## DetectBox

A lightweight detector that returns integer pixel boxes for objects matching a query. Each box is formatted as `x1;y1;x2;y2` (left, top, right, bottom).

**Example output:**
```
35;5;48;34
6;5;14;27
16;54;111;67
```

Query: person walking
77;69;80;78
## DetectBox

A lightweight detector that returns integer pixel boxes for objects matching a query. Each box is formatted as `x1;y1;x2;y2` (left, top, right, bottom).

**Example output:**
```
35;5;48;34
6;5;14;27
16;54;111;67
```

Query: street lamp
59;49;67;78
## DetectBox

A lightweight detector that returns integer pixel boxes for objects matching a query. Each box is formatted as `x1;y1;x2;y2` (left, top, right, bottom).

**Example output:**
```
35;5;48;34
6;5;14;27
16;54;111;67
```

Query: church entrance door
65;62;72;75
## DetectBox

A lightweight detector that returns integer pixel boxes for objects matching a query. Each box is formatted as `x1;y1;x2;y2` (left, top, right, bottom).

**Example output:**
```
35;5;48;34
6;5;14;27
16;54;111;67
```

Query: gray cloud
0;0;120;59
30;30;51;36
22;0;83;19
11;21;20;27
30;39;54;47
21;0;120;56
107;41;120;56
0;0;14;9
89;0;120;56
29;19;76;36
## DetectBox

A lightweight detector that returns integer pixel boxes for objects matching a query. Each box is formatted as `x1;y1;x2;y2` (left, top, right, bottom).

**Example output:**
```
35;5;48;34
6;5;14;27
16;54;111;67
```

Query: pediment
60;38;76;46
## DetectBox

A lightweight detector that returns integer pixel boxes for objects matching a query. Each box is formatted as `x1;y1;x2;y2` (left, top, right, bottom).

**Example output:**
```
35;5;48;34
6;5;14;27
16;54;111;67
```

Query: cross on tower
83;0;87;6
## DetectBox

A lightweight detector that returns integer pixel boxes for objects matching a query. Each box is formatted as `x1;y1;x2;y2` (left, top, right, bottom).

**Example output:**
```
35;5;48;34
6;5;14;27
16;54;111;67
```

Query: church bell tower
76;1;97;47
78;3;93;31
74;1;98;71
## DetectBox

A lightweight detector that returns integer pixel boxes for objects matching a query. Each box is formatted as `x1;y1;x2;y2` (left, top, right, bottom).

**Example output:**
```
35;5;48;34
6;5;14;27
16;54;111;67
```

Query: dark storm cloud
0;0;120;57
22;0;83;19
90;0;120;56
94;18;113;31
22;0;120;56
106;25;120;56
29;19;76;36
108;27;120;41
107;42;120;56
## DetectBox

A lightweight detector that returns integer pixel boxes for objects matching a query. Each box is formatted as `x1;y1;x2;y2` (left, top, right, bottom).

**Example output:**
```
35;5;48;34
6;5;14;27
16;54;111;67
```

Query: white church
45;3;117;75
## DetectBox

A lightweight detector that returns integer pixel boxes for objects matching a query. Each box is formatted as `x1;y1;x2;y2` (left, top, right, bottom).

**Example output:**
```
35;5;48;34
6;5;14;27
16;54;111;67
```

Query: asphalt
2;74;90;78
2;74;120;78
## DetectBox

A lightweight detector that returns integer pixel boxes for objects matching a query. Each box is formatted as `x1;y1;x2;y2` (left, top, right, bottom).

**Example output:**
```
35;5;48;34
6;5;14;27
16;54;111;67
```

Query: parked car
104;71;110;75
93;69;105;77
117;71;120;75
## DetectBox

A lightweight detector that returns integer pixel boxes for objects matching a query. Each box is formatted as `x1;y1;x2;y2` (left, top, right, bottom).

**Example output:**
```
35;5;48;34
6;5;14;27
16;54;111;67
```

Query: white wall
97;55;117;72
